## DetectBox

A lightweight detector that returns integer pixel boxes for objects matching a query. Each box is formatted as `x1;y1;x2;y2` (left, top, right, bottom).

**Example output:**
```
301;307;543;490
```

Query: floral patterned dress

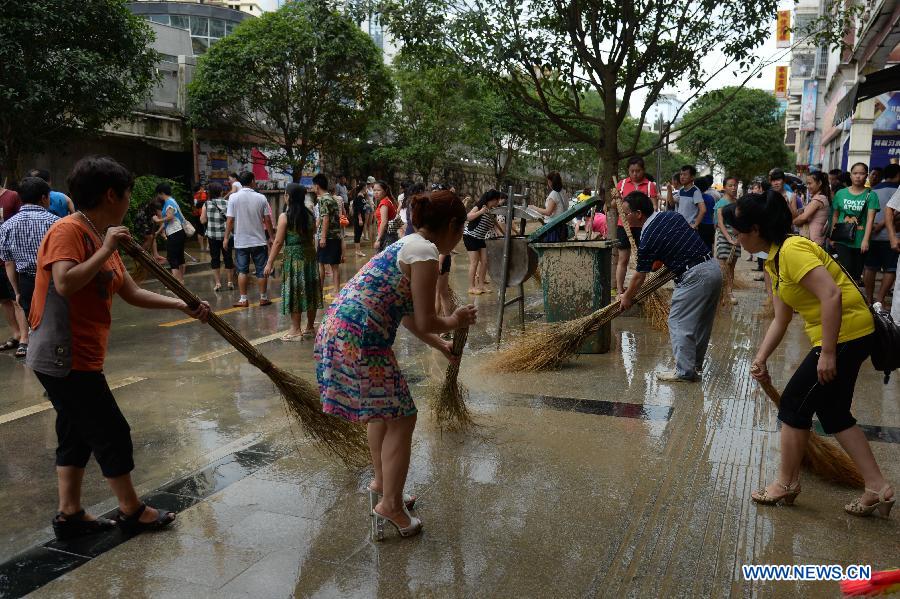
315;237;426;422
281;228;322;314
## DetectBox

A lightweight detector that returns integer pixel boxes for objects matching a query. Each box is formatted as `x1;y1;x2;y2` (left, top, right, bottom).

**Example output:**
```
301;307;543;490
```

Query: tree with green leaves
381;0;854;188
188;1;392;182
0;0;159;184
678;87;790;183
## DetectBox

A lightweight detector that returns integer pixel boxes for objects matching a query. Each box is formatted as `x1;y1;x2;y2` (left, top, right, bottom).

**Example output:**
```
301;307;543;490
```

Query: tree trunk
1;149;21;188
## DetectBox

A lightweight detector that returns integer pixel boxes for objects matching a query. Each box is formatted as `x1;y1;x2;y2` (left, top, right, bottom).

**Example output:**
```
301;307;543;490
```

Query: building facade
128;1;252;55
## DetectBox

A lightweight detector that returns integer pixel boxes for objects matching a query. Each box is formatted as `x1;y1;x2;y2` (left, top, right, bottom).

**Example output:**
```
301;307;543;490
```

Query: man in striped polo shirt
617;191;722;382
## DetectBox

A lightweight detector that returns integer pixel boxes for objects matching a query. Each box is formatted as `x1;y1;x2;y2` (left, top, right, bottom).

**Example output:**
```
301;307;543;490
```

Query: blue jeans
235;245;268;277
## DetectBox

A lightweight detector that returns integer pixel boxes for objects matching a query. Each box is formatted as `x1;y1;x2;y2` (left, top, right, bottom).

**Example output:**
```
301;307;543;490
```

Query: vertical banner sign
776;10;791;48
775;66;789;99
800;79;818;131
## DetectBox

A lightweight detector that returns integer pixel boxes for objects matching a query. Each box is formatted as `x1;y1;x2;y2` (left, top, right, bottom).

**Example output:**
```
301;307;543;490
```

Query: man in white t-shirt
223;172;242;200
884;184;900;321
224;172;274;307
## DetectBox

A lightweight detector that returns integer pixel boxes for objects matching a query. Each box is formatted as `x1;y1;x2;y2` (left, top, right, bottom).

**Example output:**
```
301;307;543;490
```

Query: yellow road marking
0;376;147;425
187;330;289;363
159;298;283;327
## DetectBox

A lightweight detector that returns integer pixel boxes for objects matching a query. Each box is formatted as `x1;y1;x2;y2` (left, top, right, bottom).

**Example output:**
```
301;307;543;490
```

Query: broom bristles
120;236;369;467
429;288;475;430
486;267;676;372
760;380;864;488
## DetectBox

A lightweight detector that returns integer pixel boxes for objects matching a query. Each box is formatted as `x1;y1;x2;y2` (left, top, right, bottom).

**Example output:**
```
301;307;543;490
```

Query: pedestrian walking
312;173;343;295
0;176;59;358
885;184;900;321
830;162;877;284
27;169;74;217
617;191;722;382
714;175;741;305
696;175;717;251
862;163;899;305
532;171;569;242
350;184;367;257
0;181;23;353
264;183;322;341
464;189;504;295
192;183;208;253
615;157;658;293
314;189;477;539
724;191;893;518
26;156;210;540
364;176;376;242
152;183;188;283
199;182;234;292
224;171;275;307
793;171;831;246
674;165;706;232
223;172;241;200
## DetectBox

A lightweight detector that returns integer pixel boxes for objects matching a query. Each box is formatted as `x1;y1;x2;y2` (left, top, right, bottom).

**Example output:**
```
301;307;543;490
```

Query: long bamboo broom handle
579;267;676;336
121;237;276;372
610;177;639;269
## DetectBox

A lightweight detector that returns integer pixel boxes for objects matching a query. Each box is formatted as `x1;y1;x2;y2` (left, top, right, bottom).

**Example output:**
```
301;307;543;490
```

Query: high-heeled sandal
367;487;416;511
845;485;895;518
371;505;422;541
751;480;801;506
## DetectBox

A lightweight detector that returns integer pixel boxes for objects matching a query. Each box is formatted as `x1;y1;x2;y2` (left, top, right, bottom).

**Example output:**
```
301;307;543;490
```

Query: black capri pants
208;237;234;270
778;334;871;435
353;216;365;244
166;229;186;269
35;370;135;478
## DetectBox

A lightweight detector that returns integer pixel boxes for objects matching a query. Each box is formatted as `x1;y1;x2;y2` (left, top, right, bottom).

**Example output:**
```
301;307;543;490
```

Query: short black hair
66;156;134;210
238;171;254;186
871;166;883;173
627;156;645;168
229;172;239;180
724;190;792;245
828;168;842;176
27;168;51;184
724;175;738;185
680;165;697;177
208;181;224;198
768;168;785;181
883;163;900;180
312;173;328;189
155;182;172;196
623;190;654;217
696;175;713;192
18;176;51;204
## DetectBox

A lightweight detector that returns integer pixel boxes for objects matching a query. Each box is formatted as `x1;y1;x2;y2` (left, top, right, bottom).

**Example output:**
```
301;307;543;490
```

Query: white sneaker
657;370;698;383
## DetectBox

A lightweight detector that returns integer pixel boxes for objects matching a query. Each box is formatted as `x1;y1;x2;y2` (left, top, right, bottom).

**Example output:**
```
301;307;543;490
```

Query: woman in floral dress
315;189;477;539
264;184;322;340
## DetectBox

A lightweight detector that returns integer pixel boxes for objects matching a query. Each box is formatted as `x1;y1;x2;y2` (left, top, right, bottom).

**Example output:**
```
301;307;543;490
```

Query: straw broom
610;180;670;333
486;266;677;372
757;378;863;488
428;287;475;431
120;237;369;467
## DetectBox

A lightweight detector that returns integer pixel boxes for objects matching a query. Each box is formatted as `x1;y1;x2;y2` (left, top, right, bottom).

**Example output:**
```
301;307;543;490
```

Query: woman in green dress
264;183;323;340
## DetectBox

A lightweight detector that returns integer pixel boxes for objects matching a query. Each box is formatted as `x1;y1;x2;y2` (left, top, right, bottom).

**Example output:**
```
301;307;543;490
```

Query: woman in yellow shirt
724;190;893;518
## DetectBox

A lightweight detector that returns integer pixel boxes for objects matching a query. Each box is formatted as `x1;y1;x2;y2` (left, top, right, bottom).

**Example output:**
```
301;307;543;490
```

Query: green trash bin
531;240;615;353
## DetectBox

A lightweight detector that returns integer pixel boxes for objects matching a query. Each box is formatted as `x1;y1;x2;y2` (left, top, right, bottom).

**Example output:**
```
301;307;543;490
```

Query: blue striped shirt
636;211;711;277
0;204;59;275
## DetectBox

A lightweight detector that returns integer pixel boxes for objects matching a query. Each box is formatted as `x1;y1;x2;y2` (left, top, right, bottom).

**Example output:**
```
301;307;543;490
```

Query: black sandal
14;343;26;358
116;504;176;535
52;509;117;541
0;338;17;351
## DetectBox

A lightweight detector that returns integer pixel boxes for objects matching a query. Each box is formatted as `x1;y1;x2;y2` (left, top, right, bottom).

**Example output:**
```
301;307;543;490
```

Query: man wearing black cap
618;191;722;382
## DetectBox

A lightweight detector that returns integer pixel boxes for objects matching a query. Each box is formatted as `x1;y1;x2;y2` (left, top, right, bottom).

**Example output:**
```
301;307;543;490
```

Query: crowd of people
1;152;898;544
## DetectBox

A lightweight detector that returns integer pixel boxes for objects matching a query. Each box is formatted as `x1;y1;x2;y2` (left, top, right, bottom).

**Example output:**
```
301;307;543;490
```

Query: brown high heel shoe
845;485;895;518
751;480;801;506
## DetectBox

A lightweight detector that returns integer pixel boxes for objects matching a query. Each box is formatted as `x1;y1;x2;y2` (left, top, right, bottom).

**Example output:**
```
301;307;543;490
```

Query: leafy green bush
126;175;191;237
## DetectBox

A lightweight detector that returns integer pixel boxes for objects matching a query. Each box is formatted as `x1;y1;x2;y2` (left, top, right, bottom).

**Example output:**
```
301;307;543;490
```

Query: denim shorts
235;245;268;277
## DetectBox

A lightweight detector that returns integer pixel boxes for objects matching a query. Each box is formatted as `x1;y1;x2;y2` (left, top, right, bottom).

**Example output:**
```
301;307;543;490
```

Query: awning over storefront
833;63;900;126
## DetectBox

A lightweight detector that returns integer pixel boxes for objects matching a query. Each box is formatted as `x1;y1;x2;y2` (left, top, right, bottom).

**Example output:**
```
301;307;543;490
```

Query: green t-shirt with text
832;188;878;248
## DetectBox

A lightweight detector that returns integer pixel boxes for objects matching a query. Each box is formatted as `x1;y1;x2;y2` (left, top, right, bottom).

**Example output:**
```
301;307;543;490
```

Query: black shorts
463;235;486;252
208;237;234;270
17;272;36;317
616;225;641;251
35;370;135;478
166;229;186;269
864;240;898;273
317;238;343;265
778;334;871;434
441;254;452;275
0;266;14;301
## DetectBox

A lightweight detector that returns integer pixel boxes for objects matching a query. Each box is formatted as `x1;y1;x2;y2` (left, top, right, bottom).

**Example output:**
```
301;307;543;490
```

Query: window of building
170;15;190;31
149;14;169;25
791;51;816;78
190;16;209;37
192;36;210;55
209;18;226;38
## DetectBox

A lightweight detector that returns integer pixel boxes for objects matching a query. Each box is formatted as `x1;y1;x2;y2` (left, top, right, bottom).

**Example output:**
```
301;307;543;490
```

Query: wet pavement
1;243;899;598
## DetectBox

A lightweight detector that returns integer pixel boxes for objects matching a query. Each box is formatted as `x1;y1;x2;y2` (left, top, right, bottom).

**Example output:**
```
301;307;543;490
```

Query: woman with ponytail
314;189;478;539
725;190;893;517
